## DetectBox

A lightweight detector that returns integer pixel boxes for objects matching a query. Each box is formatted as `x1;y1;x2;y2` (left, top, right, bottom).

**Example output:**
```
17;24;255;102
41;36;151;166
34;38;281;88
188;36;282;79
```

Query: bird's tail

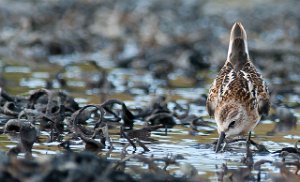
227;22;249;62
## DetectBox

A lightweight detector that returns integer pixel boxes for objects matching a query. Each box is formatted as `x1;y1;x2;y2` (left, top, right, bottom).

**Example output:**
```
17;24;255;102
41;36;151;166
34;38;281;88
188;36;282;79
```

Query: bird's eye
229;120;236;128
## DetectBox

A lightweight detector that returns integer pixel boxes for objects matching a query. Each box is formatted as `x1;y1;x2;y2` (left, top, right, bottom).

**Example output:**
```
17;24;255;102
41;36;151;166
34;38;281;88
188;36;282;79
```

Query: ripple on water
5;66;31;73
20;78;46;88
32;72;50;79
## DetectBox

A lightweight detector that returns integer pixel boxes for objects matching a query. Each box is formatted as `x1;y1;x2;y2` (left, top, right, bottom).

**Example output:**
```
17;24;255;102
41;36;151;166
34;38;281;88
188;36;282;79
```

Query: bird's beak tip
215;132;226;153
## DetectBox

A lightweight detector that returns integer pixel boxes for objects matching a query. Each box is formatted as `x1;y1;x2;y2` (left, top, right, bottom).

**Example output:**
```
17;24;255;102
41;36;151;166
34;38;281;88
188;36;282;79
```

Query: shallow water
1;58;299;181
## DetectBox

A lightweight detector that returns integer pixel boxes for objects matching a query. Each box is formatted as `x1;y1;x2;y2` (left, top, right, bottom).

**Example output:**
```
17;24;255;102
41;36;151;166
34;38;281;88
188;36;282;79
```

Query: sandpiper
206;22;270;152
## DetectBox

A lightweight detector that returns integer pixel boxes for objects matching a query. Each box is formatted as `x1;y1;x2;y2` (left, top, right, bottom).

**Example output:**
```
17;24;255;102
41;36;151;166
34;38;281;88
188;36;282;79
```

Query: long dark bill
215;132;225;153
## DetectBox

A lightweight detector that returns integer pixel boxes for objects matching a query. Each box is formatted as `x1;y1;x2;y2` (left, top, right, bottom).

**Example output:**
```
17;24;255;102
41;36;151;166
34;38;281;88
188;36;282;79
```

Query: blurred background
0;0;300;180
0;0;300;99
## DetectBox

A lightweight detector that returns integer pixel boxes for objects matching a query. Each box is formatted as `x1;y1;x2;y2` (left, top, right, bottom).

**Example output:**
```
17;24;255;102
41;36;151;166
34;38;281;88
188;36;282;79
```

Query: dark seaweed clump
0;88;300;181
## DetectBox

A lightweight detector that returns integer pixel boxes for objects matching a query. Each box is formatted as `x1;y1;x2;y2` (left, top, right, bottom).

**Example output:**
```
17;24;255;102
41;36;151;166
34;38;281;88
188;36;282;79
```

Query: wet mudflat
1;61;299;181
0;0;300;181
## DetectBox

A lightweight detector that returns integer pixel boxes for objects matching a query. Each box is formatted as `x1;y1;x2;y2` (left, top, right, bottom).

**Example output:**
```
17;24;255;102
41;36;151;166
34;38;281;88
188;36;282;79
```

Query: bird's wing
241;62;270;115
206;61;233;117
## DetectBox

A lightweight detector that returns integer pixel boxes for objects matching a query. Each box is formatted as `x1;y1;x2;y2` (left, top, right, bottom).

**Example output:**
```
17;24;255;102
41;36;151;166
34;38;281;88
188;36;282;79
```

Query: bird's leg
165;125;168;136
246;131;251;149
246;132;269;153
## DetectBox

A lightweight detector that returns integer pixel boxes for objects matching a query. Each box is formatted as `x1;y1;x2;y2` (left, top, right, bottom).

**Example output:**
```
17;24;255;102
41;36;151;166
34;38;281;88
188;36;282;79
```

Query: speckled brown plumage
206;22;270;145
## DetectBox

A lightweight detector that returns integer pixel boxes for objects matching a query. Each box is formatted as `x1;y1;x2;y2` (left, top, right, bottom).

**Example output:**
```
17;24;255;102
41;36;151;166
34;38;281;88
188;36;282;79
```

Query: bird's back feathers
207;22;270;119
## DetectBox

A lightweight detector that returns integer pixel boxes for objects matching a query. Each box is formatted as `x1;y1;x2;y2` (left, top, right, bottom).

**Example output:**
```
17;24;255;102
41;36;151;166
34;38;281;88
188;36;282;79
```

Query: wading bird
206;22;270;152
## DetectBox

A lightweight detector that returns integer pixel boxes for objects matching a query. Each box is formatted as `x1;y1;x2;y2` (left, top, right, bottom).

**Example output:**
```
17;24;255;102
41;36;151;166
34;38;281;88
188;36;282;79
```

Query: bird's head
215;103;248;152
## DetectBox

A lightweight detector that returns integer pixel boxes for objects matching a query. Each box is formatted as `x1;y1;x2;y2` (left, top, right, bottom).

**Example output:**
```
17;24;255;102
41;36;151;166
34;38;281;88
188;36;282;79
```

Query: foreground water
0;58;299;181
